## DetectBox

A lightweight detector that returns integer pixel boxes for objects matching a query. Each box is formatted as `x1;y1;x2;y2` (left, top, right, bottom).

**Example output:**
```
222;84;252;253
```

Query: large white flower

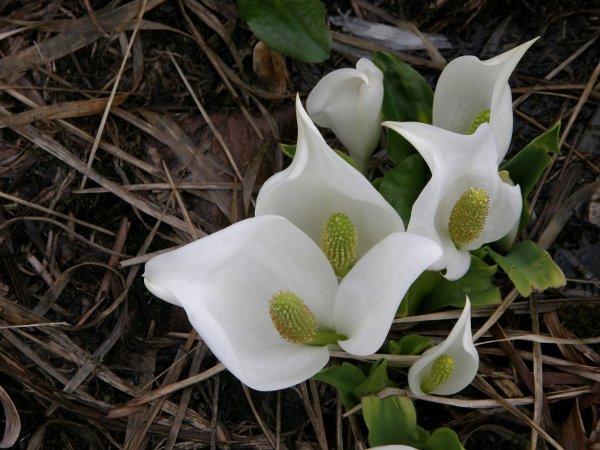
408;298;478;397
433;38;537;163
144;215;441;391
306;58;384;171
257;95;404;274
382;121;522;280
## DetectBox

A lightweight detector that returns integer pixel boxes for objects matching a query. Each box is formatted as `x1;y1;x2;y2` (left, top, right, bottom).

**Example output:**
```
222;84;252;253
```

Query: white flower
306;58;384;171
144;215;441;391
432;38;538;163
382;121;522;280
408;298;478;397
256;95;404;270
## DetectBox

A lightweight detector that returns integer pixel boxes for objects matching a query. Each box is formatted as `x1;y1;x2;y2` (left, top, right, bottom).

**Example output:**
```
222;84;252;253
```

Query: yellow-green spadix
143;215;442;391
408;298;478;397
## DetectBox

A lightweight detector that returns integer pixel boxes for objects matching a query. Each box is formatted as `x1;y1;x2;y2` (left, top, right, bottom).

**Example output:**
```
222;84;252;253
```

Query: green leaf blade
378;153;430;225
486;241;566;296
363;395;428;448
237;0;331;63
372;52;433;164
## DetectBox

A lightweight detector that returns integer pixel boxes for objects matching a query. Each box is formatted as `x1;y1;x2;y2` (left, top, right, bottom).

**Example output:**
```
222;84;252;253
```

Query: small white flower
306;58;384;171
408;298;478;397
382;121;522;280
144;215;441;391
433;38;538;163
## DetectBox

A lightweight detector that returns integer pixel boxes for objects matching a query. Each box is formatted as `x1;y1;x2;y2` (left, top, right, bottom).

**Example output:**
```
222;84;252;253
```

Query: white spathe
256;95;404;259
433;38;538;163
408;298;478;397
306;58;384;171
144;215;441;391
382;121;522;280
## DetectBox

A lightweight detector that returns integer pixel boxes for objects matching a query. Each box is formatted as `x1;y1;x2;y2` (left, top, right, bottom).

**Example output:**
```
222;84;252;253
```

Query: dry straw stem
0;384;20;449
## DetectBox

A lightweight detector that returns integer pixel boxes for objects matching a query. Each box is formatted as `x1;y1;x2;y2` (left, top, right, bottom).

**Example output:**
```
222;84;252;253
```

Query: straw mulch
0;1;599;449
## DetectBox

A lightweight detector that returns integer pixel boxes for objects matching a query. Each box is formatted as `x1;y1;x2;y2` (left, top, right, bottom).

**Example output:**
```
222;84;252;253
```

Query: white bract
257;95;404;269
433;38;537;163
408;298;478;397
383;121;522;280
144;215;441;391
306;58;384;171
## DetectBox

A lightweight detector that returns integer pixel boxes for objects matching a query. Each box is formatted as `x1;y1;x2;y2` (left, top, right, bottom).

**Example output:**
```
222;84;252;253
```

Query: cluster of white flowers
143;39;535;396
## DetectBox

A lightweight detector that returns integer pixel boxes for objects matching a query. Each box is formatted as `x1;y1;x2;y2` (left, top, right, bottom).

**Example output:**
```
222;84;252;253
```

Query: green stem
307;329;347;346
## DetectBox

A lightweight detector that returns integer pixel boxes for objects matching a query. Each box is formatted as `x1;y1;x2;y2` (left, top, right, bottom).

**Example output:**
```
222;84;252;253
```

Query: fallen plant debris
0;1;599;449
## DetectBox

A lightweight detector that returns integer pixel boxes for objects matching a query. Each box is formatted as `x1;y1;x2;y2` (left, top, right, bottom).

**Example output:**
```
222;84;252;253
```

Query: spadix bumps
448;187;490;246
269;291;317;344
420;354;456;394
321;212;358;277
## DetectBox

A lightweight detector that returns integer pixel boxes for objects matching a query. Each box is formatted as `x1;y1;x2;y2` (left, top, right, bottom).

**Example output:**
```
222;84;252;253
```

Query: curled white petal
433;38;538;162
257;95;404;259
408;298;479;396
382;121;522;280
335;232;442;355
307;58;384;171
144;215;336;391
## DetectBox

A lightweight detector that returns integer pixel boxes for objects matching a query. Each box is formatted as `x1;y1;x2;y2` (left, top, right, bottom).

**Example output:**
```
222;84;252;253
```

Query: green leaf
279;143;296;158
486;241;566;296
423;428;465;450
378;153;430;224
501;122;561;229
397;270;443;317
237;0;331;63
372;52;433;165
389;335;433;356
313;362;366;409
421;255;501;312
352;360;395;399
363;395;429;447
502;122;561;197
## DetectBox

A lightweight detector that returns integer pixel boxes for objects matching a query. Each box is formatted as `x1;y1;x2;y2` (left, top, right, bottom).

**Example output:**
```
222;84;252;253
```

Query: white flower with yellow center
306;58;384;171
383;121;522;280
257;95;405;276
432;38;538;163
144;215;441;391
408;298;478;397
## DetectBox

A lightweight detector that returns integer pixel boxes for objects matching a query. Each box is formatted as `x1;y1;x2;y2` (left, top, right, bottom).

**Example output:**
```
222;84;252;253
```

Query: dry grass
0;0;599;449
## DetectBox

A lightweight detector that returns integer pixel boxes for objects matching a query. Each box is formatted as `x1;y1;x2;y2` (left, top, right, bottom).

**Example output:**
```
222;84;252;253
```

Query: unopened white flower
382;121;522;280
144;215;441;391
408;298;478;397
433;38;538;163
306;58;384;171
257;95;405;275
